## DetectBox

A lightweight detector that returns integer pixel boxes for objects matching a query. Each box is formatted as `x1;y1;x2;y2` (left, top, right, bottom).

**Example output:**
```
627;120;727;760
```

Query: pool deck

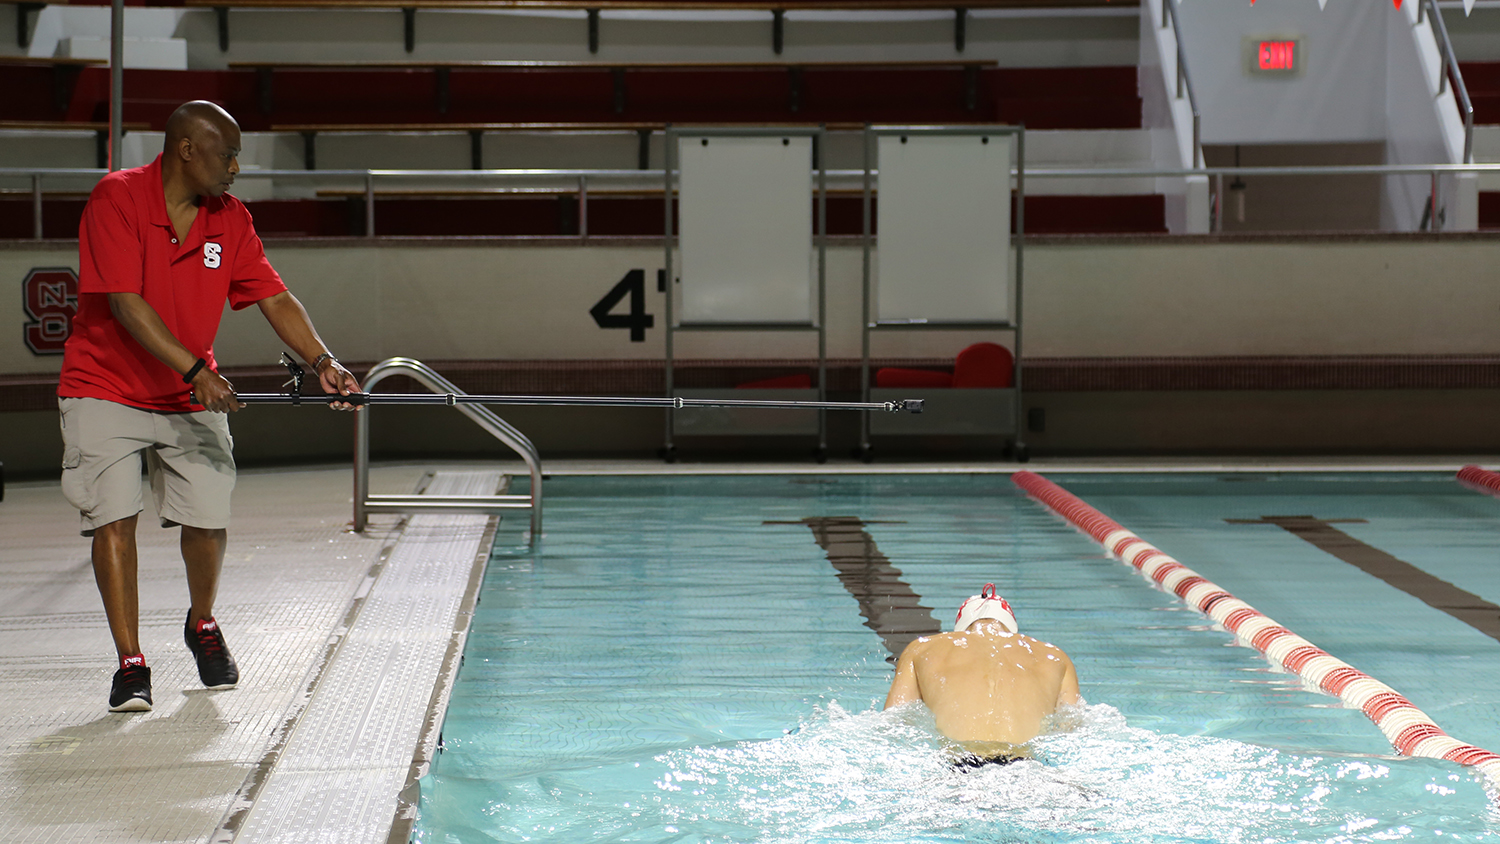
0;455;1495;844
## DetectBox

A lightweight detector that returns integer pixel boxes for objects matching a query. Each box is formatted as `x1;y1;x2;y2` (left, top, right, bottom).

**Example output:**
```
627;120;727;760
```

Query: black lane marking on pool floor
766;517;943;662
1228;515;1500;642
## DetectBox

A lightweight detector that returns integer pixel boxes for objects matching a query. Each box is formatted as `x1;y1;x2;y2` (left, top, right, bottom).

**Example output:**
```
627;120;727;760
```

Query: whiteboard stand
662;126;829;462
859;125;1027;463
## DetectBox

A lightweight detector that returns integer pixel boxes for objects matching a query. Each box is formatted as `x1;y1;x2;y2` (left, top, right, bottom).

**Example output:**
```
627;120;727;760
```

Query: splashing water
421;703;1499;844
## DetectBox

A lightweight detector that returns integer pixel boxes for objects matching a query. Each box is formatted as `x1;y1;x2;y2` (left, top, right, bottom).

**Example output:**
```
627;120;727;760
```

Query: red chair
874;342;1013;389
952;342;1014;388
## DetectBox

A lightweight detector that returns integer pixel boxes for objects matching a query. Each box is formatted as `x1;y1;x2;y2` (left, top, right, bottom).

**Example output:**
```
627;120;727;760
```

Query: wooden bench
185;0;1130;6
0;57;107;122
233;59;996;109
268;119;905;169
0;57;105;67
3;58;1133;134
230;60;998;153
181;0;1130;54
263;121;663;169
0;120;148;130
312;187;663;196
228;59;992;166
0;120;154;169
229;59;997;68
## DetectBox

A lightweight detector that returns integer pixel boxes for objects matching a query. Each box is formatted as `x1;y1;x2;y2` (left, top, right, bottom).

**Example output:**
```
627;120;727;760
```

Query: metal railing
0;167;107;240
282;168;661;240
241;167;660;241
1026;162;1500;233
8;161;1500;238
353;357;542;540
1161;0;1202;169
1419;0;1475;164
0;166;669;240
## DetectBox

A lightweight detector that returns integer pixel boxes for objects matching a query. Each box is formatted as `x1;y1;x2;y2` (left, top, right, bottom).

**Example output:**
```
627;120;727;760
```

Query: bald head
161;101;241;202
165;101;238;150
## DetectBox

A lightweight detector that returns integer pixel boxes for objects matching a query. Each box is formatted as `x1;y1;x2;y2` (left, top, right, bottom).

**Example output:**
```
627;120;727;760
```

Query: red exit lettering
1258;41;1296;72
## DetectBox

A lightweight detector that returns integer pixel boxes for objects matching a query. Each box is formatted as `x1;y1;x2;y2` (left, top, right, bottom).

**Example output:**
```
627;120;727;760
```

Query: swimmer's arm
884;645;922;709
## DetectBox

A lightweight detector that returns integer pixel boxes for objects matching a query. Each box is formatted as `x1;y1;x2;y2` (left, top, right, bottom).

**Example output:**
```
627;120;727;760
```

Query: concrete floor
0;462;496;844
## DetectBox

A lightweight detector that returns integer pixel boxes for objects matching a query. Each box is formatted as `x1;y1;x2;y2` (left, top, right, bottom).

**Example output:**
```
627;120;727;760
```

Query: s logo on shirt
204;242;222;269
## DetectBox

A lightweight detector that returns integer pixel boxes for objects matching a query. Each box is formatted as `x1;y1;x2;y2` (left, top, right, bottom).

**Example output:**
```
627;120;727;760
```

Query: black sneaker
109;661;152;712
185;612;239;690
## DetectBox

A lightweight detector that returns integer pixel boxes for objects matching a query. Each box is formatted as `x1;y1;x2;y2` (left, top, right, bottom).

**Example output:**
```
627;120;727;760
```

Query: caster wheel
1014;443;1031;464
814;446;828;465
659;445;677;464
859;445;874;464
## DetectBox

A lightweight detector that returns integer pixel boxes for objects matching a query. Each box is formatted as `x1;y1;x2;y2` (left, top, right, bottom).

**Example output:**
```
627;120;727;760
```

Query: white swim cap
954;583;1017;633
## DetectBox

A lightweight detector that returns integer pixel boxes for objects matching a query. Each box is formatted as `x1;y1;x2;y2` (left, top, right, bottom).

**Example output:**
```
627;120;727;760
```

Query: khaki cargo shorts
59;397;236;536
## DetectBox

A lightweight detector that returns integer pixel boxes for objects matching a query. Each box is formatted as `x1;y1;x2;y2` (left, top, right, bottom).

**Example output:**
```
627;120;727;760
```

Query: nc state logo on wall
22;267;79;355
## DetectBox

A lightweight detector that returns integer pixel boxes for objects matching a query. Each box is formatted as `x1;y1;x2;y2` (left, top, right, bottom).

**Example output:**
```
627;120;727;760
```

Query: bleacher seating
219;191;1164;238
0;61;1140;131
1460;62;1500;230
0;195;90;239
0;191;1165;238
0;58;105;123
1463;61;1500;126
0;12;1164;237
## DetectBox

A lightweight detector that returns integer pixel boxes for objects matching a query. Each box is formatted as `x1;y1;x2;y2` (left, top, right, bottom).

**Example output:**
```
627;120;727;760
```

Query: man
885;583;1080;769
58;100;360;713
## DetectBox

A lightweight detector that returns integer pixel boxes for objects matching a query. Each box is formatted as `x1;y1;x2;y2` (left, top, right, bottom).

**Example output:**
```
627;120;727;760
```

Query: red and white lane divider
1012;469;1500;787
1458;465;1500;497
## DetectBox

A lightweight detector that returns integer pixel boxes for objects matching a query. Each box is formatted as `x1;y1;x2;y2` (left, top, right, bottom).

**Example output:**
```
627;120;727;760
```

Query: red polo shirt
58;154;287;412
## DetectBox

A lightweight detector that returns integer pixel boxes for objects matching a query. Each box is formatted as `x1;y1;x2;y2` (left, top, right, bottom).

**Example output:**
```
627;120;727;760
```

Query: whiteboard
875;134;1011;323
678;135;815;324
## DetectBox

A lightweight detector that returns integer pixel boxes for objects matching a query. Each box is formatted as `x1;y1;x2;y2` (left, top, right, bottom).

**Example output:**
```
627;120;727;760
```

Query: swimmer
884;584;1080;769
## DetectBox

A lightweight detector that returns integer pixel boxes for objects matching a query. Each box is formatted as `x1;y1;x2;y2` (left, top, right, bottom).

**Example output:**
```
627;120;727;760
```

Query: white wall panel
875;133;1011;323
677;135;814;324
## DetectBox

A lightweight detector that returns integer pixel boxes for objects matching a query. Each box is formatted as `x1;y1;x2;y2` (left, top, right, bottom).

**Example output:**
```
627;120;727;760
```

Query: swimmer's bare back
885;624;1080;755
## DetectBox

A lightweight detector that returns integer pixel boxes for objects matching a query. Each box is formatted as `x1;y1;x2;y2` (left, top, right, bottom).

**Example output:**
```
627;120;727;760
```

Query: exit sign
1247;37;1301;76
1259;41;1296;71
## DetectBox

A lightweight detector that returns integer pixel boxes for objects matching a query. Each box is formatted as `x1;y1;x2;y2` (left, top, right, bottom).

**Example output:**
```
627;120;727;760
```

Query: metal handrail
10;162;1500;240
1161;0;1202;169
1420;0;1475;164
1018;163;1500;177
15;164;1500;181
353;357;542;540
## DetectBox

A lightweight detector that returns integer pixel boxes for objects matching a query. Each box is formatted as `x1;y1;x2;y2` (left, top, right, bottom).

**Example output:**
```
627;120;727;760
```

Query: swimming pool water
414;473;1500;843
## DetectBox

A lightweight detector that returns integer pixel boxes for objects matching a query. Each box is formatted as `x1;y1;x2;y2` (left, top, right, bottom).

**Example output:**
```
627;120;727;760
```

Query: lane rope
1012;470;1500;787
1458;464;1500;496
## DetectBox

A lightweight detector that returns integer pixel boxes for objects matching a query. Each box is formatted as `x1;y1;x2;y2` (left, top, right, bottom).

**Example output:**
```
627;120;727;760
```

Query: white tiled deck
0;461;497;844
1;455;1493;843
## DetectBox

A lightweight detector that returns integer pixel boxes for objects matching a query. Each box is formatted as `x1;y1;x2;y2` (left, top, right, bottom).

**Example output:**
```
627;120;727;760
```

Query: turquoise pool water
415;473;1500;843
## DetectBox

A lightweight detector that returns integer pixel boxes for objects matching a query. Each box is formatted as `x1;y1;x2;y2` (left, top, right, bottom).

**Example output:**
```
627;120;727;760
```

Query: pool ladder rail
352;357;542;540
